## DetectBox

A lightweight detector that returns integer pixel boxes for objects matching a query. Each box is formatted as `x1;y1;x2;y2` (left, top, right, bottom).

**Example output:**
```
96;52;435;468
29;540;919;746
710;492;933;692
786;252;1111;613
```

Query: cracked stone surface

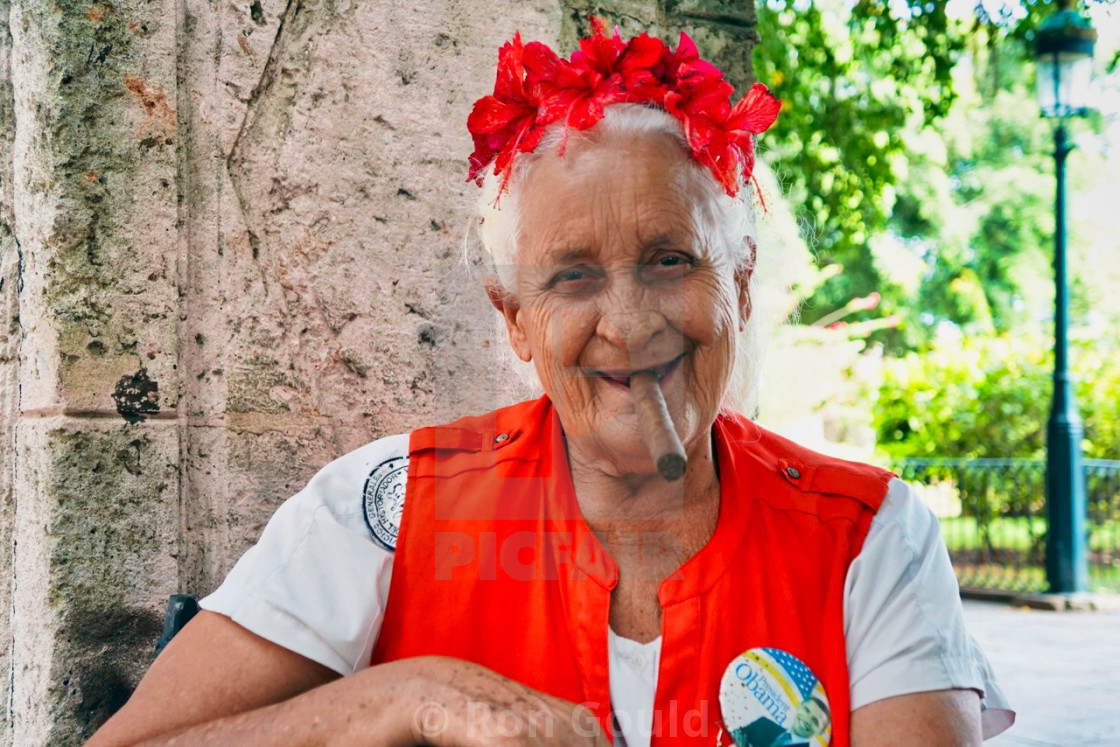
1;0;760;740
1;0;18;735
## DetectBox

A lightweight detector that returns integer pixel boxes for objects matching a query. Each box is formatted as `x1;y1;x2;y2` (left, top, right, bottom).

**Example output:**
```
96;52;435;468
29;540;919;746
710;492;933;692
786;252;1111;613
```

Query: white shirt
201;432;1014;744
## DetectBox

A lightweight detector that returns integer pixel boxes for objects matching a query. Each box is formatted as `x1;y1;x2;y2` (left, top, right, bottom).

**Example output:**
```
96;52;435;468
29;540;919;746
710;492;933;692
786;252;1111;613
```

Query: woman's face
493;131;751;474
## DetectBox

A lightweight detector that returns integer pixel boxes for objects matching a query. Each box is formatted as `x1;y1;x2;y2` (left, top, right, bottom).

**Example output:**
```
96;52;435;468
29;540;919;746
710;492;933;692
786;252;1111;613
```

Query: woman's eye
548;265;600;292
647;252;695;278
557;268;586;282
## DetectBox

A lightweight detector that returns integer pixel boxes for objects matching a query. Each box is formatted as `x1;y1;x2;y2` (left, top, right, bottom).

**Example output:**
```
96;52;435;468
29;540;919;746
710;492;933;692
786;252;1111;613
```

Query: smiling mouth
591;354;684;389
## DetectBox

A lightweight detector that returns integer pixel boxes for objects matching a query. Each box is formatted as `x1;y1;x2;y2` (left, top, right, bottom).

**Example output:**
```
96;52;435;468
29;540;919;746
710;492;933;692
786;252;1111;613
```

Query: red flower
573;16;626;72
721;82;782;194
467;34;561;188
663;63;735;190
617;33;669;103
655;32;721;89
538;18;628;133
727;82;783;136
466;22;781;200
666;76;780;196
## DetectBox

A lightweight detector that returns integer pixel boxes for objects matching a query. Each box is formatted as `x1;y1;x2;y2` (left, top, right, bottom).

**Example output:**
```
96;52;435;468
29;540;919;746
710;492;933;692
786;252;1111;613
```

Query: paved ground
962;598;1120;746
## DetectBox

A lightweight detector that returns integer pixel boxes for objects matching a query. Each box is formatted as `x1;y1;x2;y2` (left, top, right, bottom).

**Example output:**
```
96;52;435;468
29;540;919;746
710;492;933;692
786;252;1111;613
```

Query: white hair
472;104;772;416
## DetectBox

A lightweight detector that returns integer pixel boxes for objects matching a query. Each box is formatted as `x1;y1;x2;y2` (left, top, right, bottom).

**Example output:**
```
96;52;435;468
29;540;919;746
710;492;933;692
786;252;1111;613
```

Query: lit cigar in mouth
630;371;687;481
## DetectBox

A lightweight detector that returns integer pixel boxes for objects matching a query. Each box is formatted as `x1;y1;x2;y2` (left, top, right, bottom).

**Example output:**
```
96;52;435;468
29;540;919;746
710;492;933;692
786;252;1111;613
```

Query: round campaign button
718;647;831;747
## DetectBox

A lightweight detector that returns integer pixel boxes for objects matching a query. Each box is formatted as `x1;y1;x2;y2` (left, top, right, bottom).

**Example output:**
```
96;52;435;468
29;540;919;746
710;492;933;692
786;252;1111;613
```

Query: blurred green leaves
756;0;1114;350
755;0;963;330
875;328;1120;460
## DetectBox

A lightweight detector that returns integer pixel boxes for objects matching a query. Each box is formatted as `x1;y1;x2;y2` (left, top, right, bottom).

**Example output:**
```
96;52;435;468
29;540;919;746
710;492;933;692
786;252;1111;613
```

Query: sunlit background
751;0;1120;595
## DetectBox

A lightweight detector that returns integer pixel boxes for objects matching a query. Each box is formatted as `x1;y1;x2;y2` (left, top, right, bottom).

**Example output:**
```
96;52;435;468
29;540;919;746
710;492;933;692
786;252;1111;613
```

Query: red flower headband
467;18;781;198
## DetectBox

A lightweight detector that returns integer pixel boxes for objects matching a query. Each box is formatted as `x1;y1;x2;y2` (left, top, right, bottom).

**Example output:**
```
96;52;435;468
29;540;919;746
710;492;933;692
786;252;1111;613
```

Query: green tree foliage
755;0;962;328
887;39;1060;347
756;0;1115;343
876;329;1120;460
757;0;1120;462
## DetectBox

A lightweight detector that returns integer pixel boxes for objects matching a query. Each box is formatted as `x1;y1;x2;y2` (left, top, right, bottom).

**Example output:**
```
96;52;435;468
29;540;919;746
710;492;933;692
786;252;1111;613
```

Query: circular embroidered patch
362;456;409;552
719;647;831;747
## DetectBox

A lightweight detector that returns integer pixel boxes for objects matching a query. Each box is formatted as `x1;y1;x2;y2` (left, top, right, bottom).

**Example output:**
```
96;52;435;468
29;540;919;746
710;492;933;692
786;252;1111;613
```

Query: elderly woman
90;23;1012;747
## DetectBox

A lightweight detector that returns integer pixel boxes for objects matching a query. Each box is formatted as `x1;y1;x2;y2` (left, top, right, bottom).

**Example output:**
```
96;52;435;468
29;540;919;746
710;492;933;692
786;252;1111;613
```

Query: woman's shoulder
716;412;894;510
311;431;411;490
198;432;411;675
288;432;410;548
409;397;552;450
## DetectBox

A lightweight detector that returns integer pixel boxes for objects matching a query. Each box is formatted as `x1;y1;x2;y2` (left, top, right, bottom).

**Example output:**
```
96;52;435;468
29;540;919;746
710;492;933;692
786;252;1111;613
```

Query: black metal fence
894;458;1120;593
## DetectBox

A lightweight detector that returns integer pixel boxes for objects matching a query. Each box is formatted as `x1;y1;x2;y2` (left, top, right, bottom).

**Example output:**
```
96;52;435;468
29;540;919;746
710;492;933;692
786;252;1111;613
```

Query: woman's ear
735;237;757;331
484;276;533;362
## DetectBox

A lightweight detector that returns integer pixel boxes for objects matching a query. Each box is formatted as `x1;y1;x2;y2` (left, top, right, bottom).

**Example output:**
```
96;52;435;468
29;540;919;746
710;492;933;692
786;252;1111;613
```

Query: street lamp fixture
1036;1;1097;118
1033;0;1096;595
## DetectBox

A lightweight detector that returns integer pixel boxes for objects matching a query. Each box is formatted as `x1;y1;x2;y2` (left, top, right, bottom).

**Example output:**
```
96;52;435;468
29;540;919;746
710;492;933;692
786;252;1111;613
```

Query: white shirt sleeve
199;433;406;676
845;478;1015;738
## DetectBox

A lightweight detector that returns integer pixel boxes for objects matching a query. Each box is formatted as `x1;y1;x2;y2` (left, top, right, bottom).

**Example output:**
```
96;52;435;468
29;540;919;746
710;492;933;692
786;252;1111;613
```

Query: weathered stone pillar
0;0;758;742
0;0;18;738
6;0;183;742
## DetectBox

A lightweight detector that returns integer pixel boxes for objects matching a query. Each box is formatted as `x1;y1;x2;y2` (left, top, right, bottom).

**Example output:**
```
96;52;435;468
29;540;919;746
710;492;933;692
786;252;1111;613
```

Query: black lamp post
1034;0;1096;594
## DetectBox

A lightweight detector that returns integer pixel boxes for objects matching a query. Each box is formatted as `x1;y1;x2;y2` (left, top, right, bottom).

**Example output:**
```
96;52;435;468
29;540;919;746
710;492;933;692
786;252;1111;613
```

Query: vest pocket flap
778;458;892;509
411;425;523;454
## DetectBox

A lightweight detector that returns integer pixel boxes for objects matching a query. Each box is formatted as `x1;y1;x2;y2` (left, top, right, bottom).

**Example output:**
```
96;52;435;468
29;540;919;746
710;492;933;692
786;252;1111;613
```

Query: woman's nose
594;277;669;351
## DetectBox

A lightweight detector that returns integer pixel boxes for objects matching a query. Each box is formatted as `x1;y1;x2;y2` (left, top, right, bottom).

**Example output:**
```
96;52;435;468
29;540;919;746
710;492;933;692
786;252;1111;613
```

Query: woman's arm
851;689;982;747
844;481;1014;738
88;611;608;747
87;611;343;745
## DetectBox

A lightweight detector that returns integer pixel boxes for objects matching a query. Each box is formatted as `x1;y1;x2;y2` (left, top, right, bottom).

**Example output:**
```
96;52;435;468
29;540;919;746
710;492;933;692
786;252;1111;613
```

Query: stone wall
0;0;758;742
1;0;17;735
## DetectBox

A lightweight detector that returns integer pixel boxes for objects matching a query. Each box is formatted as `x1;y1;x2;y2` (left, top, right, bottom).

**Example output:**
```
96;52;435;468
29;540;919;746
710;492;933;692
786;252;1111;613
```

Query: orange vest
372;397;892;746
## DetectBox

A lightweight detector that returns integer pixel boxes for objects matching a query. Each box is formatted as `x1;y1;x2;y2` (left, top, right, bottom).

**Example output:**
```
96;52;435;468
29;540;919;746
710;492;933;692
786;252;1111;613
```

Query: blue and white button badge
719;648;831;747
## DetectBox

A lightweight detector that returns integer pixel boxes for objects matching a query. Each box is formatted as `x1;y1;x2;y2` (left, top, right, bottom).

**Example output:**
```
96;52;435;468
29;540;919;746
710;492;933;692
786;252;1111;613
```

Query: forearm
86;610;434;747
130;659;424;747
89;609;604;747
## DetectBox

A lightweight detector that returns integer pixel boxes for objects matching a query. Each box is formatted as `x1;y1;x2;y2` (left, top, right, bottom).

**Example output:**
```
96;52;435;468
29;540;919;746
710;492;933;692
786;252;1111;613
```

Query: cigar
630;371;687;481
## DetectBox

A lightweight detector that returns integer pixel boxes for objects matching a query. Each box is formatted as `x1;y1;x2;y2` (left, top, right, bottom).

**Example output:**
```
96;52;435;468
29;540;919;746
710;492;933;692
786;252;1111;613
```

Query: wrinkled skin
492;129;751;481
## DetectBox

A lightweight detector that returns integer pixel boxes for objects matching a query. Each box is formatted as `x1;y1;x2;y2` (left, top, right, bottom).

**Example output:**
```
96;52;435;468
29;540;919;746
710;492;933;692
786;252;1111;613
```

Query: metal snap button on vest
785;466;801;479
495;433;510;443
